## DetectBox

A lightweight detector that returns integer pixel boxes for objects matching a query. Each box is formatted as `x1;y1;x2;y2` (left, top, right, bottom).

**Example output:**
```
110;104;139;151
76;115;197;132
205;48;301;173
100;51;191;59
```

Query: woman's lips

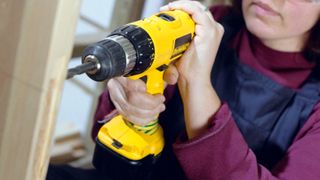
251;1;279;17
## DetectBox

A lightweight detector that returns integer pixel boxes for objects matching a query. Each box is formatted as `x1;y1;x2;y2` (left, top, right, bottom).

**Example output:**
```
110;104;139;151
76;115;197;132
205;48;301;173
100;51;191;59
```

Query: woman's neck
260;33;309;52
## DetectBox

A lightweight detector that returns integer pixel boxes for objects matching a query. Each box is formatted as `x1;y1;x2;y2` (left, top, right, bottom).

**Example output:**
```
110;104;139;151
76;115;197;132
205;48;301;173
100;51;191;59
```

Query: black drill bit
66;61;97;79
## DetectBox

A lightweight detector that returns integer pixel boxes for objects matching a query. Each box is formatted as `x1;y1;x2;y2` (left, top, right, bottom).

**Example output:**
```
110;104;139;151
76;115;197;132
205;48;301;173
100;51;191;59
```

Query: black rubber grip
110;25;155;76
81;39;127;81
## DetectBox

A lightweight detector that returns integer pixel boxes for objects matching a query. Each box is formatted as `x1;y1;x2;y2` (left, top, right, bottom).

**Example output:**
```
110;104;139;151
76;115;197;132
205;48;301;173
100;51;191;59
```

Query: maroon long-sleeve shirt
92;5;320;180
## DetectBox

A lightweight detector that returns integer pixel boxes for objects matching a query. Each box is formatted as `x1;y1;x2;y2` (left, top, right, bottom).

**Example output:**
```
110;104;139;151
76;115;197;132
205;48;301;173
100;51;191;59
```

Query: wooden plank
0;0;80;180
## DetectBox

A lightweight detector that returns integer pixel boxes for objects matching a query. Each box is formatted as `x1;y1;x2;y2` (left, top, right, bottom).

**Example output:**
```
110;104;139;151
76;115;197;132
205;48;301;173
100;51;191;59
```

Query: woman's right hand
107;77;166;126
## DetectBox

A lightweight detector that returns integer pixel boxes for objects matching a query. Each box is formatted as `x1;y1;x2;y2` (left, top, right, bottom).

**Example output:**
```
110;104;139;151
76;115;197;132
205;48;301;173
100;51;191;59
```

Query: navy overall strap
212;16;320;169
261;75;320;168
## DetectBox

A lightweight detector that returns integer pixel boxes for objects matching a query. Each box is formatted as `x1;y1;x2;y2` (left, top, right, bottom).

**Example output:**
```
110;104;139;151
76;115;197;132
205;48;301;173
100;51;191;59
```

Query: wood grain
0;0;80;179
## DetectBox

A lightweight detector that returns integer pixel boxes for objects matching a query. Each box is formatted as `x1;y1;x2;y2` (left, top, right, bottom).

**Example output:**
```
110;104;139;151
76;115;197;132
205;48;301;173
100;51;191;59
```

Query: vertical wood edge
27;0;81;179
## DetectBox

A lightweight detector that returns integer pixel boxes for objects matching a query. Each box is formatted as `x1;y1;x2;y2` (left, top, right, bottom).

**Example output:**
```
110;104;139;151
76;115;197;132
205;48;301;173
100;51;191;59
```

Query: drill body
81;10;195;179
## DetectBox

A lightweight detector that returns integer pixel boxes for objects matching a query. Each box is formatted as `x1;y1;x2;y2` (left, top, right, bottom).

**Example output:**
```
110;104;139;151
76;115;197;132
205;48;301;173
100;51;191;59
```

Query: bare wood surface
0;0;80;180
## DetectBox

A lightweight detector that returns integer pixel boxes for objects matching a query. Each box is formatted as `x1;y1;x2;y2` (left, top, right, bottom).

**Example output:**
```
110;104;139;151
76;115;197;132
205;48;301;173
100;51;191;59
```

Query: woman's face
242;0;320;51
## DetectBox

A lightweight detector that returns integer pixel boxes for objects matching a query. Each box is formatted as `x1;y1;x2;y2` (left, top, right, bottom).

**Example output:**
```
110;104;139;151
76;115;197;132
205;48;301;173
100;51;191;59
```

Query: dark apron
212;41;320;169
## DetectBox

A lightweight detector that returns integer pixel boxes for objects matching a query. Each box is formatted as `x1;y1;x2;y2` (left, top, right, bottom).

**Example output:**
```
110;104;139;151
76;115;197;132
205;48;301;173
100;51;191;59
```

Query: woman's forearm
178;80;221;139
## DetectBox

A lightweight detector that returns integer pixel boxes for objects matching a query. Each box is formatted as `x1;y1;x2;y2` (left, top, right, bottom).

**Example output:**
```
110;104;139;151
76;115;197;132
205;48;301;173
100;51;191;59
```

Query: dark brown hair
230;0;320;71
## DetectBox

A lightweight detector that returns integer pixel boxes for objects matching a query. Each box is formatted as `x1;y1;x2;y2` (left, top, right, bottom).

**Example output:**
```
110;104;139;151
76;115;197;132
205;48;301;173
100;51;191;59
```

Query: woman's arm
173;103;320;180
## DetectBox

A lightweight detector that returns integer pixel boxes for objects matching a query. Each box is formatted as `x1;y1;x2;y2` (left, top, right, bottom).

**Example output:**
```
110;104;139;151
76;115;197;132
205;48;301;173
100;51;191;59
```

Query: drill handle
130;68;166;95
145;70;166;95
127;68;166;134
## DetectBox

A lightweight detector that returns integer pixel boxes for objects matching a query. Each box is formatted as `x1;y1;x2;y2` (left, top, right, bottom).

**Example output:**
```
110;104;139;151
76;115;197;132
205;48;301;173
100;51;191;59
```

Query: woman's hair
230;0;320;71
305;19;320;63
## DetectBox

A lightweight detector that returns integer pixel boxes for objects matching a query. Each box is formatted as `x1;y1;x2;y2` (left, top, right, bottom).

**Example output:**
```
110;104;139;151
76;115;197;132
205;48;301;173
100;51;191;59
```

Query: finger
115;77;146;92
159;1;179;11
125;103;166;126
195;24;209;39
164;64;179;85
194;22;224;43
107;79;130;117
108;78;166;121
126;105;164;121
113;77;165;109
108;78;127;105
160;4;170;11
164;1;213;26
107;79;127;111
110;92;161;124
127;91;165;110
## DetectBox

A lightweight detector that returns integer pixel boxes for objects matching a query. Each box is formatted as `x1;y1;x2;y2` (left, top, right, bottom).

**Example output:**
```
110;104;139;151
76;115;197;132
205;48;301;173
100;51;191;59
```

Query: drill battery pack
93;139;160;180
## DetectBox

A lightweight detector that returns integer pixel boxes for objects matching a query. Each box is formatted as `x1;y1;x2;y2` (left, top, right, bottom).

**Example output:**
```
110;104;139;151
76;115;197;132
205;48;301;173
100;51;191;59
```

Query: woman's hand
161;0;223;139
107;77;166;126
161;0;224;86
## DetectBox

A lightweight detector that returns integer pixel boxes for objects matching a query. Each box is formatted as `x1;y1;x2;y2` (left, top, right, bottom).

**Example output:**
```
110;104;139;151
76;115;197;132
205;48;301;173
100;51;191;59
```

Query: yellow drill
68;10;195;179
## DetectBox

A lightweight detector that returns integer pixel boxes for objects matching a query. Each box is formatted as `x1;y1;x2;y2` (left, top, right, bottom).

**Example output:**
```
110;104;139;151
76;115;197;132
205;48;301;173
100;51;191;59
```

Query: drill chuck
81;35;135;81
81;25;155;81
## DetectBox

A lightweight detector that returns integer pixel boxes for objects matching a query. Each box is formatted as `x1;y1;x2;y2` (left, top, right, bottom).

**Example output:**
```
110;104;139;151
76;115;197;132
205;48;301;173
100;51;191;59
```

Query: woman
92;0;320;179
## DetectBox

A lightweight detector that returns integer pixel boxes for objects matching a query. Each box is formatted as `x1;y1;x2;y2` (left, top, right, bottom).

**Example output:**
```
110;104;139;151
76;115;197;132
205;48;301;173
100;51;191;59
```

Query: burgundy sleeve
272;103;320;179
173;103;320;180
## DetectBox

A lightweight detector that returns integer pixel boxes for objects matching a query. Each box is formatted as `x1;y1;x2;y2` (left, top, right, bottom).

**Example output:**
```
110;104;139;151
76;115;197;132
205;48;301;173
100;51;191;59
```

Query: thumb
115;77;146;92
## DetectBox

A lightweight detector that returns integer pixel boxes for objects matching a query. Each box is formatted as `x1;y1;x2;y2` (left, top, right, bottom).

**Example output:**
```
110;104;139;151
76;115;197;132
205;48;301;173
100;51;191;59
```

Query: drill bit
66;61;97;79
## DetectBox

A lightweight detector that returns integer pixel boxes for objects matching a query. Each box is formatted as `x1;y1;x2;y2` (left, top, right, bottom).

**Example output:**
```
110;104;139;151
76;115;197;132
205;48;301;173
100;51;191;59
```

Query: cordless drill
68;10;195;179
